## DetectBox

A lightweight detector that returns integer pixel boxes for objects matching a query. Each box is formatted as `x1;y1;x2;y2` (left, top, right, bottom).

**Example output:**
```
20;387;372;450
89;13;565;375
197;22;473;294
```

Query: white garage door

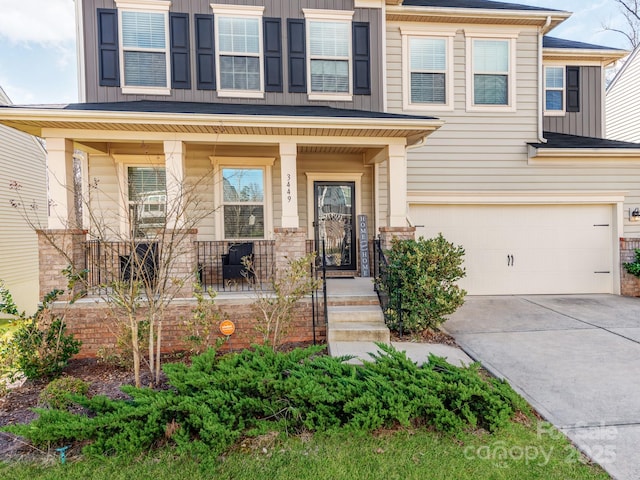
409;204;614;295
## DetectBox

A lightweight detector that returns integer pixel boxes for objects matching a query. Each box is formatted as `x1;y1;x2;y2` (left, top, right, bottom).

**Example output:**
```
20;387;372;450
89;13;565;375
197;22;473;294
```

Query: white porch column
387;143;408;227
46;138;75;229
164;140;186;228
279;142;299;228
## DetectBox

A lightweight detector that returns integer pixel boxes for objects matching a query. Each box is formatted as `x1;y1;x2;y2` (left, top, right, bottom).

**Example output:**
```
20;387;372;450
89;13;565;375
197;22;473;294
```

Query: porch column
279;143;299;228
164;140;186;228
46;138;75;229
387;144;408;227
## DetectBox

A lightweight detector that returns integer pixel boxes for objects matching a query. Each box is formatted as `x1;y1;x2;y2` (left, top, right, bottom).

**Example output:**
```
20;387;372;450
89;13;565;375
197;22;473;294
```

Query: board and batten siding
606;49;640;142
0;89;46;313
543;66;603;138
83;0;383;111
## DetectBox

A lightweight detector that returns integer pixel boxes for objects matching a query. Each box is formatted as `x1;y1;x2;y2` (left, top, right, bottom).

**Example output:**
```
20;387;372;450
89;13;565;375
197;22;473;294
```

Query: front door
314;181;356;270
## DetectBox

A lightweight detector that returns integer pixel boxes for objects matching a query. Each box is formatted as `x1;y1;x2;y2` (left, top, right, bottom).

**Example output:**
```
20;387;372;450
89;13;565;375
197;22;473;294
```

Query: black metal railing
308;239;327;345
373;237;403;337
195;240;275;291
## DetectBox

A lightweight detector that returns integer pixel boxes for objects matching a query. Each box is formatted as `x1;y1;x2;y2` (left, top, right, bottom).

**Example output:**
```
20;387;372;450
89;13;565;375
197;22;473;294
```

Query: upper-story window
465;32;518;112
115;1;171;95
544;66;565;114
401;28;455;111
303;9;354;101
212;5;264;98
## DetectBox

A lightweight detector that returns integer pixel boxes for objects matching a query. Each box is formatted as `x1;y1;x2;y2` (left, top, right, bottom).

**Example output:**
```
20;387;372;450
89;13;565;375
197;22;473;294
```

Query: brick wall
37;229;87;300
378;226;416;252
620;238;640;296
56;296;325;359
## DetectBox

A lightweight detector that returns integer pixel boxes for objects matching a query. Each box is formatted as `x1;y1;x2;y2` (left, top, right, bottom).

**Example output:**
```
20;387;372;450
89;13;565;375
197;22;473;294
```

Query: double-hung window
212;5;264;97
401;28;455;111
117;1;171;94
222;167;265;239
127;166;167;236
466;32;517;111
544;66;565;114
304;9;354;100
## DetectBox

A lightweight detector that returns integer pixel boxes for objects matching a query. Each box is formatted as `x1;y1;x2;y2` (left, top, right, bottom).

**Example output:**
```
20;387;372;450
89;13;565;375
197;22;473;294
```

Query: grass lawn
0;423;608;480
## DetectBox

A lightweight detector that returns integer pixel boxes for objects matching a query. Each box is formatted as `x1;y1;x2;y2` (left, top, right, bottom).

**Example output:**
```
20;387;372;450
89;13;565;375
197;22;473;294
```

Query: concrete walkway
446;295;640;480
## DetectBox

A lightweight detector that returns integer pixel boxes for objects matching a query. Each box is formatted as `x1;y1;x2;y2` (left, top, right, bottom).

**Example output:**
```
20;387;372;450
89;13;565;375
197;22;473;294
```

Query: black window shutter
566;66;580;112
97;8;120;87
170;13;191;89
352;22;371;95
263;18;283;92
287;19;306;93
195;14;216;90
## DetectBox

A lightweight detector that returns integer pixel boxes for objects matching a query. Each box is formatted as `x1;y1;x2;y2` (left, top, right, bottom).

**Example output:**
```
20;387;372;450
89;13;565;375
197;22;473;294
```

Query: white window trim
401;27;456;112
544;65;566;116
465;31;518;113
116;0;171;95
210;156;274;240
303;9;354;102
211;4;265;99
114;155;167;236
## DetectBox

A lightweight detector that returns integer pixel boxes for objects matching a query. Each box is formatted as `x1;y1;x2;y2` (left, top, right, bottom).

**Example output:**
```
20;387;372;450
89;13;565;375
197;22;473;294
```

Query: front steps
324;279;391;358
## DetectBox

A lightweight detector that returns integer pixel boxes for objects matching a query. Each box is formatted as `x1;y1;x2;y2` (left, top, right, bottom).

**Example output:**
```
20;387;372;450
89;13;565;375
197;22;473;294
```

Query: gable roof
606;45;639;93
402;0;560;11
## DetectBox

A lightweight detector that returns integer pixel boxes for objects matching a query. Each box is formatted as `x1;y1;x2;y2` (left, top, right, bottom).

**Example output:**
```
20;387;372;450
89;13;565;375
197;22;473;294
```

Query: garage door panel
410;204;614;295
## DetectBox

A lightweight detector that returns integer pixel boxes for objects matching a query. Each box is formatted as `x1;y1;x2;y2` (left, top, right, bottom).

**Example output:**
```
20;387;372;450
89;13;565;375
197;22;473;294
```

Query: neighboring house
0;0;640;352
0;87;47;314
606;46;640;142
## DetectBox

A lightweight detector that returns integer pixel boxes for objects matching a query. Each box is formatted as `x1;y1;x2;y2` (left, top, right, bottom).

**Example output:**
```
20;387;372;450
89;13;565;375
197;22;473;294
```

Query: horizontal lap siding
88;155;122;239
607;53;640;142
84;0;383;111
185;152;215;241
0;101;46;312
387;24;640;237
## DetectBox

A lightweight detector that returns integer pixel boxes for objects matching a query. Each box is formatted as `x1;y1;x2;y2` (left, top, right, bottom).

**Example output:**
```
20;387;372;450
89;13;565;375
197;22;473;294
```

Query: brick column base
620;238;640;296
378;226;416;252
274;228;307;281
37;229;87;300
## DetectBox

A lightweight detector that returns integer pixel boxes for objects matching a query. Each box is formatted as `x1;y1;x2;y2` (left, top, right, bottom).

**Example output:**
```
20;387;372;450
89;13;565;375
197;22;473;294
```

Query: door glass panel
315;182;354;269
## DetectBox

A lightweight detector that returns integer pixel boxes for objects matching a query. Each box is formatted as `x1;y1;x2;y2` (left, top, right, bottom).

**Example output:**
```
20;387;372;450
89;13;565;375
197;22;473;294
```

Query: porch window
120;10;169;90
222;167;265;239
127;166;166;236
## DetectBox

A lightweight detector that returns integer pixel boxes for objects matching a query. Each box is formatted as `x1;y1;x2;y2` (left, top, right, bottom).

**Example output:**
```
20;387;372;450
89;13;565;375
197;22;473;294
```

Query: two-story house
0;0;639;353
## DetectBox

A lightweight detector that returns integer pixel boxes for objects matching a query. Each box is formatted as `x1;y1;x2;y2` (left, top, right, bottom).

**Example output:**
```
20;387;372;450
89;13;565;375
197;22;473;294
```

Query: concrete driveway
445;295;640;480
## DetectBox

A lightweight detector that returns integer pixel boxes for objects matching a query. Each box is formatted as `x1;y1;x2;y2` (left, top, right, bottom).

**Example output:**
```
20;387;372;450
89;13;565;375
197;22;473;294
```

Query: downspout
382;2;388;112
538;16;552;143
75;0;86;103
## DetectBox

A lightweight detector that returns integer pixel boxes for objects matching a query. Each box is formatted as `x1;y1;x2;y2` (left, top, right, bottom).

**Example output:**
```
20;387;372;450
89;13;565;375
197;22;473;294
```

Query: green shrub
0;280;19;317
380;235;466;333
3;344;529;455
10;290;81;380
624;249;640;277
39;376;89;409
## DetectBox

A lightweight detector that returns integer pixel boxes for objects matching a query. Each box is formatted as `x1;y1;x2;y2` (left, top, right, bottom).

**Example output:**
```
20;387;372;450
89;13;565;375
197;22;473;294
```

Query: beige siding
185;151;216;241
386;23;540;191
607;50;640;142
544;66;603;137
88;155;123;239
0;90;47;313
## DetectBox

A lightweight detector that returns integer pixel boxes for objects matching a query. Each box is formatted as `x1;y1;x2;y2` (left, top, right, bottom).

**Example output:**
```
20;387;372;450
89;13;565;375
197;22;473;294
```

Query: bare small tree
603;0;640;49
11;153;219;388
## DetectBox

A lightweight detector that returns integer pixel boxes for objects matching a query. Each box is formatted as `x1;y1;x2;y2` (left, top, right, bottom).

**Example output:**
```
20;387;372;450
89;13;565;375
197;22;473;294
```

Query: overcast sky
0;0;633;105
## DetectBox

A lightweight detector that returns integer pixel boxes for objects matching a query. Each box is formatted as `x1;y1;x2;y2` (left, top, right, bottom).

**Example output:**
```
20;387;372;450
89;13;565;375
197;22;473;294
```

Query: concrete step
327;305;385;323
327;321;390;343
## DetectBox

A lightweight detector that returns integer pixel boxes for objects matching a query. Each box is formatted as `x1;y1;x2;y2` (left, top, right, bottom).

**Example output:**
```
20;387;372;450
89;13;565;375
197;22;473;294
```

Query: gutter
538;16;552;143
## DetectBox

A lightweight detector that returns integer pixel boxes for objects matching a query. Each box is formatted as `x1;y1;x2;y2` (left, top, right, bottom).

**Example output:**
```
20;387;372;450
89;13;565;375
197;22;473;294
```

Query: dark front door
314;181;356;270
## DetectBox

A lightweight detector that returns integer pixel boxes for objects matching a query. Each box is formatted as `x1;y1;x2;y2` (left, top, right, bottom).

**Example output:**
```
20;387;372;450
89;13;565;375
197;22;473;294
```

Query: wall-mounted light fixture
630;208;640;221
